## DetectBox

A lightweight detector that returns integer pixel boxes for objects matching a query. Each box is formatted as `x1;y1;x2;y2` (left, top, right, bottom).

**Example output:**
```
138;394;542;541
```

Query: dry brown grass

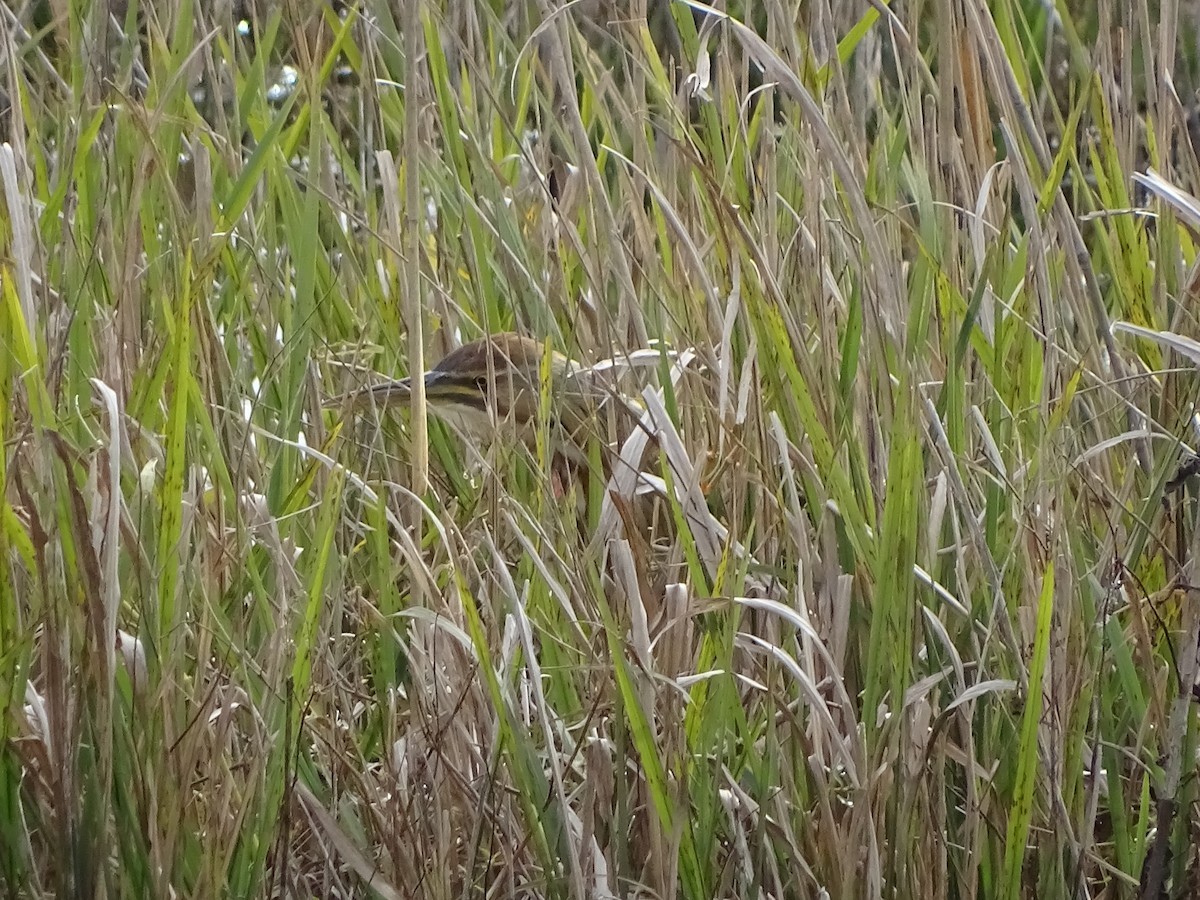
3;1;1200;898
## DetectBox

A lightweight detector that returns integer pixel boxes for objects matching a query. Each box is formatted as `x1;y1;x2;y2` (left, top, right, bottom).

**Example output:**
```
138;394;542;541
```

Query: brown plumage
332;333;684;611
328;332;645;468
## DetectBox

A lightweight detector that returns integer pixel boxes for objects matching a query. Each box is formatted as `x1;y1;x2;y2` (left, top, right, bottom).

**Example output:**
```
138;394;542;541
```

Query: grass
2;0;1200;896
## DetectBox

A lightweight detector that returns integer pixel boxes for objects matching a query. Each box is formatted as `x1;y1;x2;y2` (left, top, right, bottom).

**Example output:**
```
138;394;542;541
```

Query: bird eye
475;374;491;393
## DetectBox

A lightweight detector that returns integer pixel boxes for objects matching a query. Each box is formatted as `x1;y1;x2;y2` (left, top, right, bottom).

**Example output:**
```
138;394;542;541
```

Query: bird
328;333;737;621
326;332;647;474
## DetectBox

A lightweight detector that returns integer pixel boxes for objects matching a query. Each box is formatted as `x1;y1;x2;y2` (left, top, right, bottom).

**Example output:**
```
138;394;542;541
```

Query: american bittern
331;333;735;612
328;332;647;475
